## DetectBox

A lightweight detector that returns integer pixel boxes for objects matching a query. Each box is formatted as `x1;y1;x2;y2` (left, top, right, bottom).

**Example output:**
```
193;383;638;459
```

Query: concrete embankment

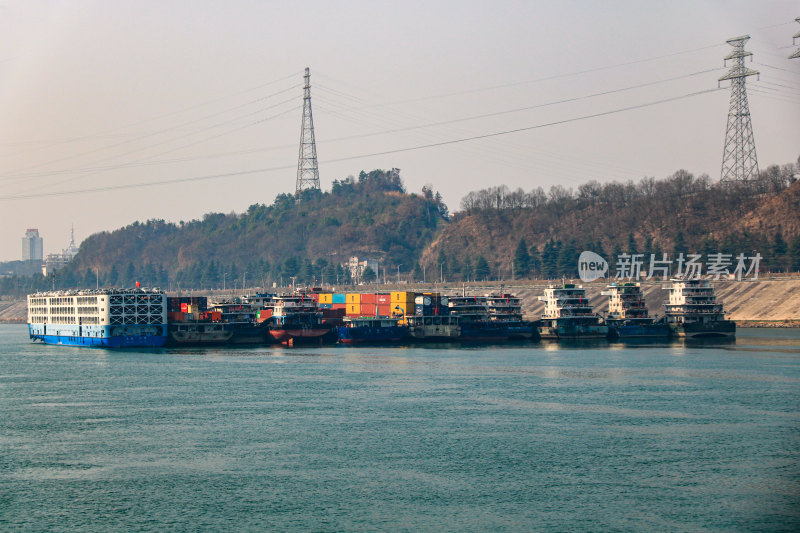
2;278;799;326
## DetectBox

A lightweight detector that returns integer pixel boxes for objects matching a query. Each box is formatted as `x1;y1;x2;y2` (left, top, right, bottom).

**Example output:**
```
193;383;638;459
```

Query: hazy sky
1;0;798;261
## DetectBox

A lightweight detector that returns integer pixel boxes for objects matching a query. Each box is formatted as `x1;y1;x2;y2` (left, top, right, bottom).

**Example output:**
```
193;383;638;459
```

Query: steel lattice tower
295;67;320;195
718;36;759;182
790;17;800;60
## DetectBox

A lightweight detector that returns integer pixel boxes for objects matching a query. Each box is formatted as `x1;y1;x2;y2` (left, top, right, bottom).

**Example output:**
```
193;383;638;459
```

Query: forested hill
425;161;800;280
3;161;800;296
65;169;449;288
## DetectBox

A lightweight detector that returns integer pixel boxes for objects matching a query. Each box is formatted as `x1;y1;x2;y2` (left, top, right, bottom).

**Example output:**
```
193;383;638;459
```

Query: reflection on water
1;324;799;531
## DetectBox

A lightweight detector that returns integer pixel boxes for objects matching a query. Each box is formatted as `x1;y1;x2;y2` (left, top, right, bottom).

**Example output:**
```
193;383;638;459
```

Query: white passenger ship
28;288;168;348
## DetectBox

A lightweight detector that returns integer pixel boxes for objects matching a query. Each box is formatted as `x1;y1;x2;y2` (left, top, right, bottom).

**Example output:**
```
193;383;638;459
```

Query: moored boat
664;278;736;338
267;295;330;345
537;284;608;339
28;288;168;348
602;282;670;339
337;316;408;344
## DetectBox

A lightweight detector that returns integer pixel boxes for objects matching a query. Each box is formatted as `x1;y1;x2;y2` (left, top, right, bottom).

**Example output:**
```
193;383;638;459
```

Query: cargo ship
602;283;670;339
166;296;232;346
537;284;608;339
485;293;537;340
267;294;330;345
336;316;408;344
405;314;460;341
28;288;167;348
447;295;509;342
664;278;736;338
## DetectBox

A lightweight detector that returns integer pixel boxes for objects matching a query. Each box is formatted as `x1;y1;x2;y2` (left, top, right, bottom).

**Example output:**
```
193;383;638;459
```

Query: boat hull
337;325;408;344
29;324;167;348
269;327;330;343
538;323;609;340
670;320;736;338
611;323;671;339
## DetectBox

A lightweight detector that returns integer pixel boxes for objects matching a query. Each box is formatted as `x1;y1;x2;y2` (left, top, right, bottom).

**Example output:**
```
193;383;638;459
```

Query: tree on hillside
362;266;377;283
473;255;490;280
788;235;800;273
513;238;530;278
772;228;788;272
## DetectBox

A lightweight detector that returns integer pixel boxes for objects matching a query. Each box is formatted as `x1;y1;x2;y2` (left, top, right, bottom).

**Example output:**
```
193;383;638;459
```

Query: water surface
1;325;799;531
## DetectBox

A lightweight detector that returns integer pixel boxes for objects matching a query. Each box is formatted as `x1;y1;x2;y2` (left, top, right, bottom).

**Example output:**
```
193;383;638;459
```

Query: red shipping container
377;304;392;317
332;303;347;310
360;293;377;304
180;303;188;313
376;294;391;305
308;293;320;301
360;303;377;316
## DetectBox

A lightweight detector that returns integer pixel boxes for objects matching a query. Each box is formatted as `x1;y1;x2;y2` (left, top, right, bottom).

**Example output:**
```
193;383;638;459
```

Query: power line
0;87;722;202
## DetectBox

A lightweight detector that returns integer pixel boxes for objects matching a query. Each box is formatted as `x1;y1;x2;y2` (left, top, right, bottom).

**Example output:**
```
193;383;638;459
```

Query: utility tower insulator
790;17;800;59
295;67;321;196
718;35;759;182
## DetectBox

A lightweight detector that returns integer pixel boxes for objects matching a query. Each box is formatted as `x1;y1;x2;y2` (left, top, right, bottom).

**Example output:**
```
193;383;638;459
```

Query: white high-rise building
22;229;43;261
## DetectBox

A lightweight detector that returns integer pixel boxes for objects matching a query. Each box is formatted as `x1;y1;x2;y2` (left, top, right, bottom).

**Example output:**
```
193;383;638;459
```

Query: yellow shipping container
390;291;416;303
346;303;361;316
346;293;362;304
319;293;333;304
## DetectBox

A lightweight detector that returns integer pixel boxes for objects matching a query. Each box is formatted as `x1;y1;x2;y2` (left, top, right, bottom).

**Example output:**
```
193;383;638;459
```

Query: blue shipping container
332;294;346;304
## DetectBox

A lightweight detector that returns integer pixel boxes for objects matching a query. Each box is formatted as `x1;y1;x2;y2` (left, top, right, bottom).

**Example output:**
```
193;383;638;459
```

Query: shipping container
360;293;377;304
346;303;361;316
346;293;362;304
180;302;188;313
359;303;377;317
167;311;185;322
332;303;347;310
390;291;416;303
319;293;333;304
376;294;391;305
332;293;346;304
319;303;333;309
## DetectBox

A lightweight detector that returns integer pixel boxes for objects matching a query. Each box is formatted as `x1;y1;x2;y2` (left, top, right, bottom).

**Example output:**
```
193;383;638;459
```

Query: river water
1;324;799;531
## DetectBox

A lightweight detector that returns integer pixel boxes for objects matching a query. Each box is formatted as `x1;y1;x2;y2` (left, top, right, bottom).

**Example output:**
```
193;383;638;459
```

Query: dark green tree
513;238;531;278
473;255;490;280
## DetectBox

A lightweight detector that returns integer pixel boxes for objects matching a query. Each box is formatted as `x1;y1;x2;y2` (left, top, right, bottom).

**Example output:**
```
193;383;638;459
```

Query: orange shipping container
360;293;377;304
346;303;361;316
319;293;333;304
346;293;361;304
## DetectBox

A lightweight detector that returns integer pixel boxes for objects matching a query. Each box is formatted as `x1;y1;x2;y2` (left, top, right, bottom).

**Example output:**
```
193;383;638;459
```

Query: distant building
22;229;43;261
346;256;380;282
42;227;80;276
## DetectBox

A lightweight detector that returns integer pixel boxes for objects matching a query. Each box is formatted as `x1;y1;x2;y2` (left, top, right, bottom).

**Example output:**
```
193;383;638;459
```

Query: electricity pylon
295;67;320;195
718;36;759;182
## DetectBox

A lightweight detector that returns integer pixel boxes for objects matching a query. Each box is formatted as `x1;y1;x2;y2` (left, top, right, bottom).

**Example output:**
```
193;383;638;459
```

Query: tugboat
664;278;736;338
485;293;537;340
602;282;670;339
267;294;330;345
337;316;408;344
537;284;608;340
